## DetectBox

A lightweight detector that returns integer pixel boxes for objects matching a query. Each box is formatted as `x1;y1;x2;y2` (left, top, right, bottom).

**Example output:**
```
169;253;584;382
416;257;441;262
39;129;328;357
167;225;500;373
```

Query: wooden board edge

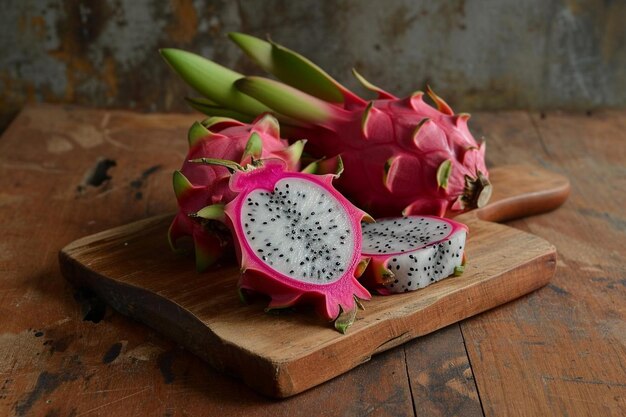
58;243;557;398
60;213;174;253
475;166;571;223
58;249;287;398
273;248;557;396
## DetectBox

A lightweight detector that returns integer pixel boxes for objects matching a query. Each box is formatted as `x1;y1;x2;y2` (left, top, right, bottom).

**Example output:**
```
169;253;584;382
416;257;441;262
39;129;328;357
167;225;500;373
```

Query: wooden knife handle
467;165;570;223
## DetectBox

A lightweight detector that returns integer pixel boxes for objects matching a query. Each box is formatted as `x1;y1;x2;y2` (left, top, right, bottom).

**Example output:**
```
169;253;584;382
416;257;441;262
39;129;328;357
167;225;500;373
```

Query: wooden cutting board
59;164;569;398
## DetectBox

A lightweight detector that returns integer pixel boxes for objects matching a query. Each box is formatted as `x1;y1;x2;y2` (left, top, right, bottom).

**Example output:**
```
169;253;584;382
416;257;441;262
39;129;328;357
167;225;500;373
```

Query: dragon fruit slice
168;113;305;271
160;35;491;218
192;158;372;332
361;216;468;294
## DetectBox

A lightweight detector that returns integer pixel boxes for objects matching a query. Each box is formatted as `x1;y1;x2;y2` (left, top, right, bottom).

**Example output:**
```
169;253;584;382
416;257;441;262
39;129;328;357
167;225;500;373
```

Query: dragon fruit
160;35;491;218
168;113;305;271
191;157;372;332
361;216;468;294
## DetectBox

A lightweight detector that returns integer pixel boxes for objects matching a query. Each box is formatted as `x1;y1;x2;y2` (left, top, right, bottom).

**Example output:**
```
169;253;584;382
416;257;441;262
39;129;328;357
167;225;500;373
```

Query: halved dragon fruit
192;158;372;333
361;216;468;294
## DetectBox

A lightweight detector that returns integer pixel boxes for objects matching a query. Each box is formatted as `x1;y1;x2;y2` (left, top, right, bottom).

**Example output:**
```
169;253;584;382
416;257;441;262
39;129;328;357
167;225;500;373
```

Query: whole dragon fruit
168;113;304;271
160;35;491;218
191;158;372;332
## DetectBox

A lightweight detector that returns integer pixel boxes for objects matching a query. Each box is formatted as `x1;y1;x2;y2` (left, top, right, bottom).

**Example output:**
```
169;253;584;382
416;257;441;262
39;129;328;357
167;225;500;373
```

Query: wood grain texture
405;324;483;417
0;104;436;416
473;165;570;223
59;164;565;397
460;110;626;417
1;104;621;416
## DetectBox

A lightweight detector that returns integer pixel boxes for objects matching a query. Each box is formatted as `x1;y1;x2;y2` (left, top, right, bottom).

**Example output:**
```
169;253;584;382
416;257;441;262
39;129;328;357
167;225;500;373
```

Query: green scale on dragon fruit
189;158;372;333
160;33;492;219
167;113;305;272
361;216;467;294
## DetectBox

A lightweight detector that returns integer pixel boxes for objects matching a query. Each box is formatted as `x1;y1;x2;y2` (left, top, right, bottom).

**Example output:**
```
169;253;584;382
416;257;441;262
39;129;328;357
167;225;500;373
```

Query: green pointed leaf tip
381;266;395;280
476;171;492;208
383;156;396;189
201;116;243;129
334;306;357;334
254;113;280;137
173;170;192;199
235;76;335;124
189;158;243;172
362;212;375;224
300;160;319;174
412;118;429;137
436;160;453;189
425;85;454;115
188;121;210;147
361;102;375;137
302;155;343;176
243;132;263;159
285;139;306;162
195;204;225;221
327;155;344;177
454;265;465;276
228;32;345;103
159;48;270;116
167;224;176;251
352;68;396;99
352;69;377;91
167;220;185;253
355;258;370;277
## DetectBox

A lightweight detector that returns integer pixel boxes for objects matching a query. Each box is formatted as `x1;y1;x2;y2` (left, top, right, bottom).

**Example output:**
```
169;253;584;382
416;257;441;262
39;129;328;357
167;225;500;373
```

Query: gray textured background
1;0;625;130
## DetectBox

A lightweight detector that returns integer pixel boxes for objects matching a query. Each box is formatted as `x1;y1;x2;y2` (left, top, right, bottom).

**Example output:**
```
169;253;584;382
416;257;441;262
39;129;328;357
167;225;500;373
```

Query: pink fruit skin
292;93;488;218
169;115;300;270
161;39;490;219
224;160;371;321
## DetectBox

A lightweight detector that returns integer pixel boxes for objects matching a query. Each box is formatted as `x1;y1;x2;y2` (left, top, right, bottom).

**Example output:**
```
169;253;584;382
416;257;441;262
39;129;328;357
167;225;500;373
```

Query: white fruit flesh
241;178;355;284
362;216;454;254
383;232;465;292
362;217;466;293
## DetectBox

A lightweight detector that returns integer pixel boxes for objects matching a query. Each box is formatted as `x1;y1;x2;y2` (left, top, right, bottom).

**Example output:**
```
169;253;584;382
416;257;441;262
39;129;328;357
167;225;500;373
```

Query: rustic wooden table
1;104;624;417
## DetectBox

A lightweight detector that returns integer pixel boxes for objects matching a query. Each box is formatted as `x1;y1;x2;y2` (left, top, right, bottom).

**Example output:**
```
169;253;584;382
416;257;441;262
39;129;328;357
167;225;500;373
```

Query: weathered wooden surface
461;111;626;417
0;104;623;415
59;163;565;397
